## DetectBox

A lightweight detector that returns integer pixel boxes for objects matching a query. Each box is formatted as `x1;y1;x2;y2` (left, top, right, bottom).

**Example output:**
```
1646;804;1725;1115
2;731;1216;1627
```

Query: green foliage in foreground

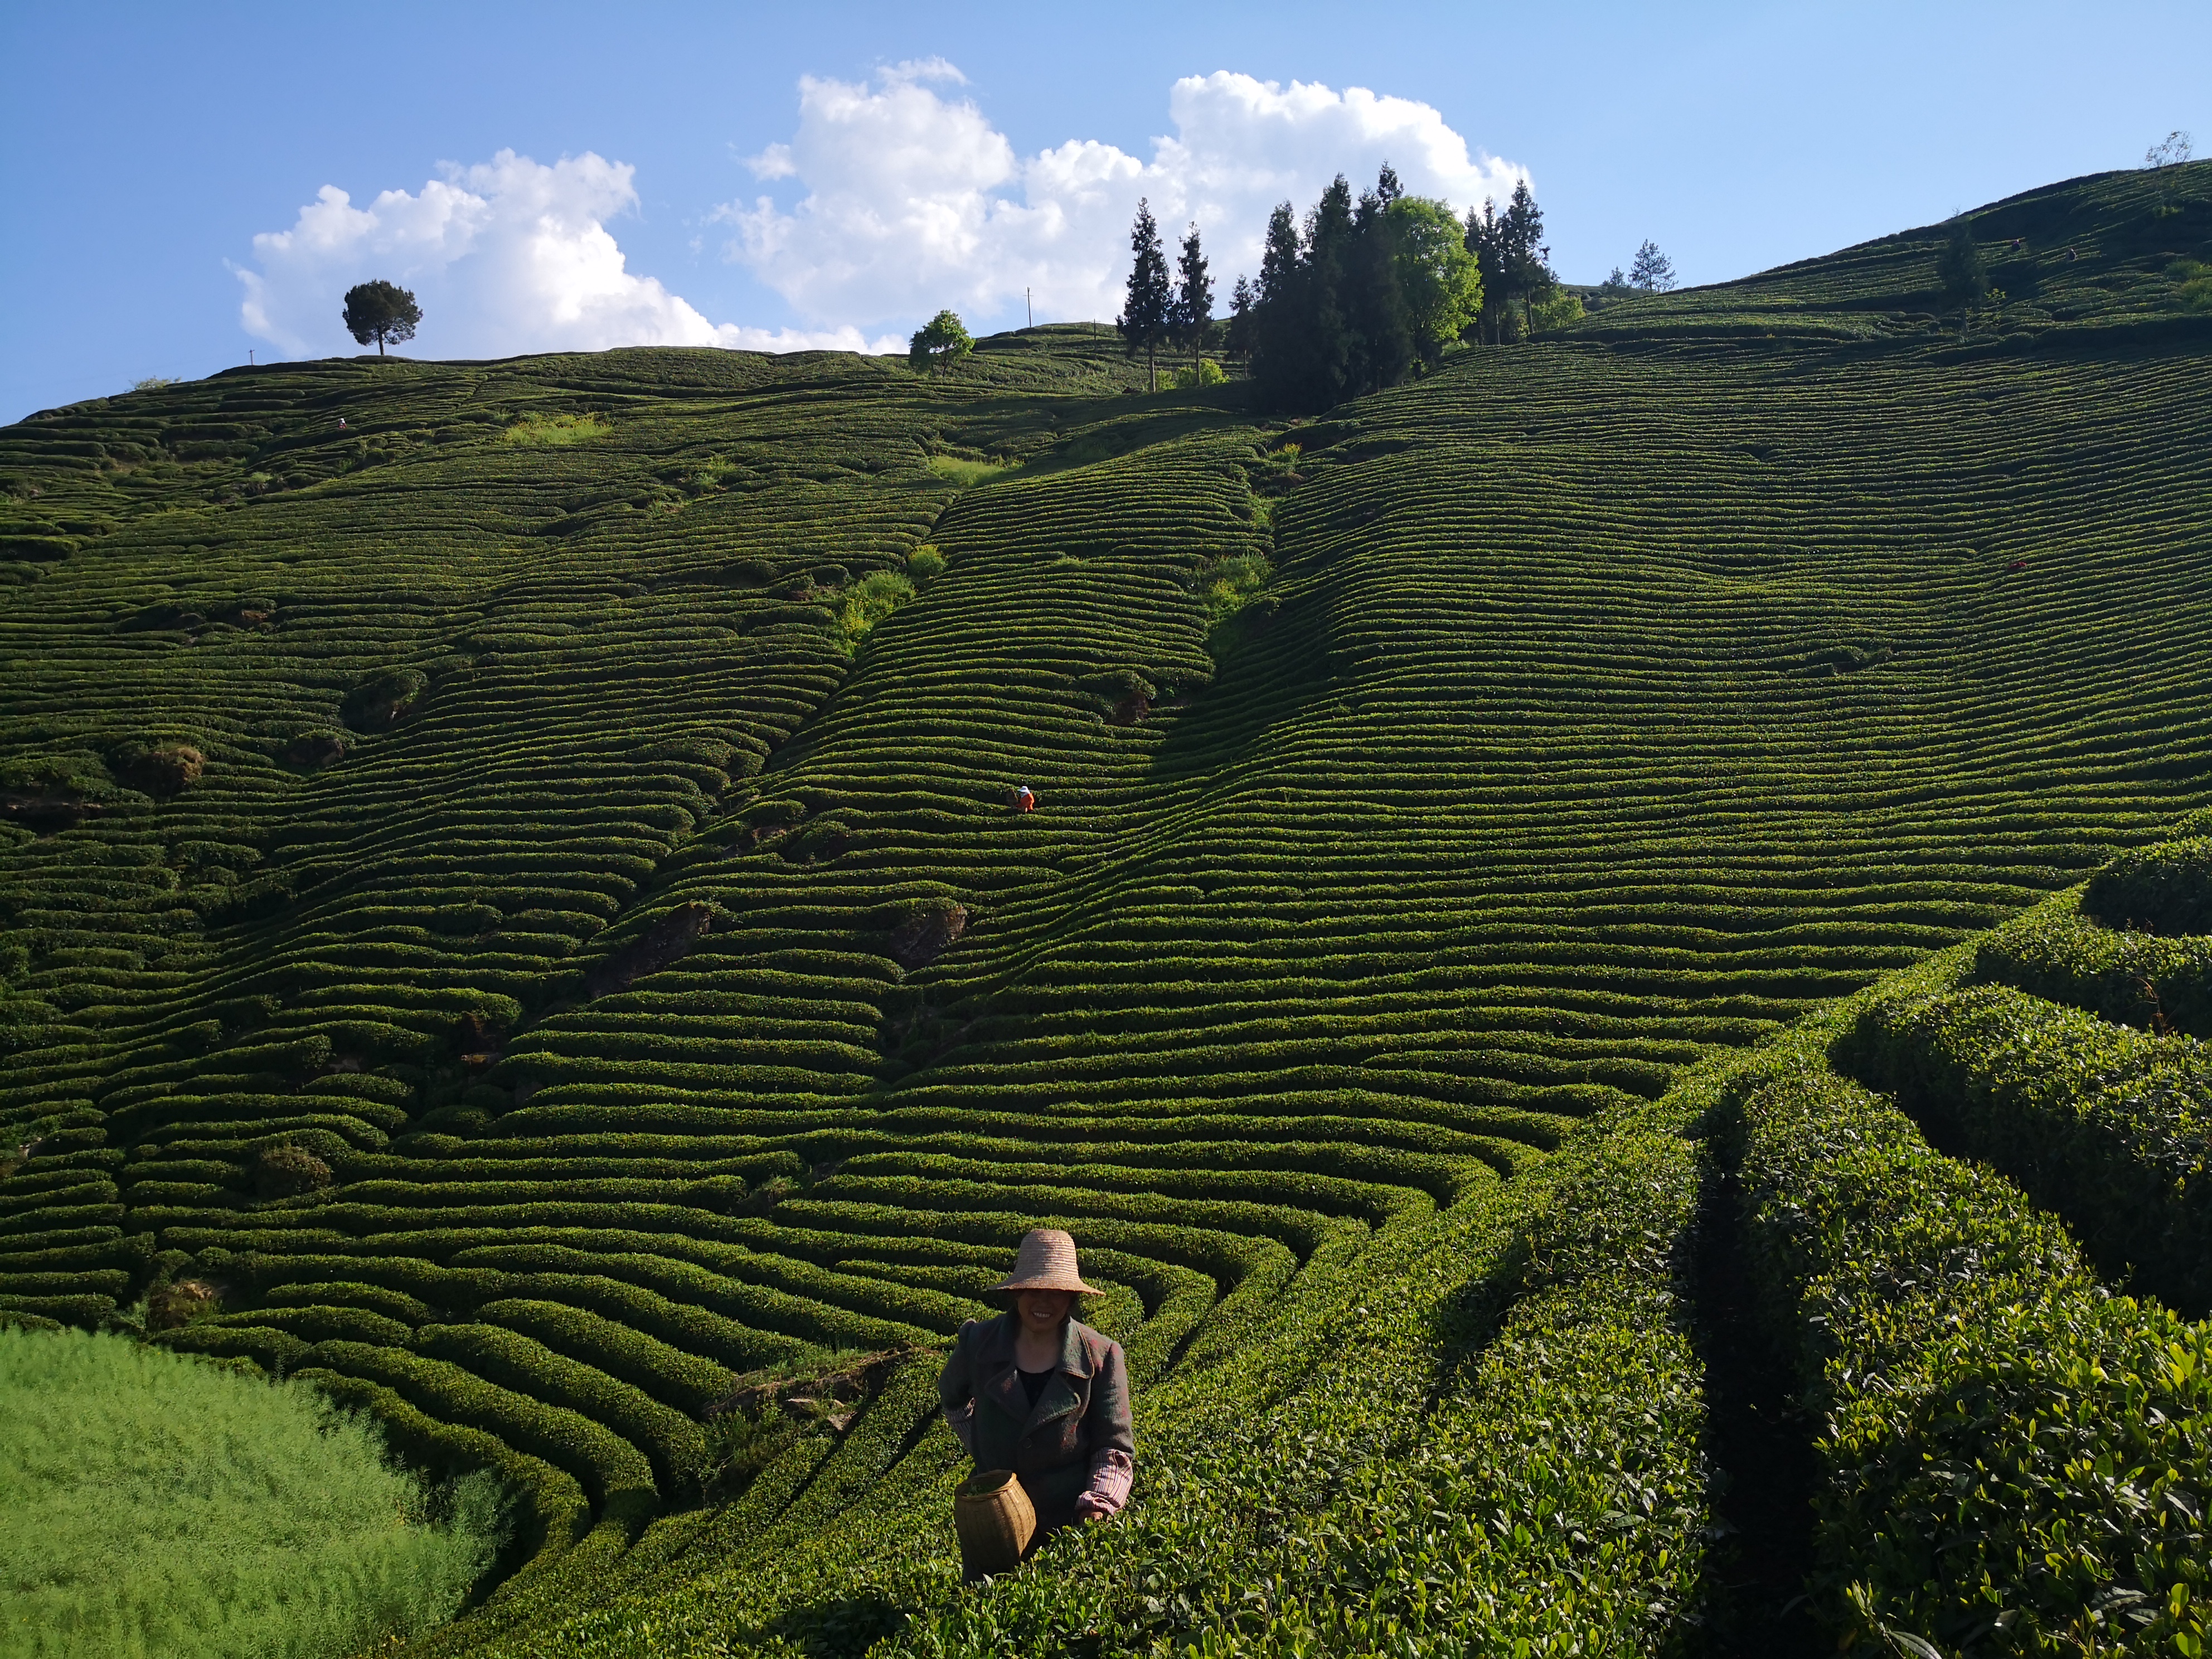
487;1101;1705;1659
1707;959;2212;1657
1840;977;2212;1315
1974;895;2212;1039
0;1326;501;1659
504;413;611;447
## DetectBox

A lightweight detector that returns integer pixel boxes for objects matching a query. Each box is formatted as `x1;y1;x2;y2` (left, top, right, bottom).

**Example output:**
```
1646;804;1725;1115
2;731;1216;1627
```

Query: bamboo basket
954;1467;1035;1577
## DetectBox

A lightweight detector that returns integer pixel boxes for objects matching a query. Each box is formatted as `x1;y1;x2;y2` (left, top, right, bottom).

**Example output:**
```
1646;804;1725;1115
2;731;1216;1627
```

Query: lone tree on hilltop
2145;130;2194;168
342;280;421;356
1172;222;1214;384
1118;198;1174;391
908;310;973;372
1936;219;1988;331
1630;240;1677;291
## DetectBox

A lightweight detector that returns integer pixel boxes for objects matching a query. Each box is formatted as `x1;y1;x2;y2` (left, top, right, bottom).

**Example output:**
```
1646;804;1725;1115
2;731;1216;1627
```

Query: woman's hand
1073;1490;1116;1521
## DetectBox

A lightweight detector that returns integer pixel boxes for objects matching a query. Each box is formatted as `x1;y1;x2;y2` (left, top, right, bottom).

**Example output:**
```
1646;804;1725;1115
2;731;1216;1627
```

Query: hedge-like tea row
2084;832;2212;937
1711;1054;2211;1656
1839;981;2212;1312
1972;898;2212;1037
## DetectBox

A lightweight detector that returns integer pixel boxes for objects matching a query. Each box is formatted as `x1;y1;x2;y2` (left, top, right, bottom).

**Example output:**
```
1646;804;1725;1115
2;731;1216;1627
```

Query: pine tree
1302;175;1357;406
1249;170;1448;411
1499;180;1549;337
1629;240;1676;292
1117;199;1174;391
1346;181;1412;394
1251;202;1309;410
1226;274;1255;360
1258;205;1300;305
1466;201;1507;343
341;281;421;356
1173;223;1214;382
1935;220;1988;331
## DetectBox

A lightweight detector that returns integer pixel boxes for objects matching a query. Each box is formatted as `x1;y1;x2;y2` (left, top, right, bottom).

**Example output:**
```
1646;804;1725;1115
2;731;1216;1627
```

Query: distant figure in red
1013;784;1036;813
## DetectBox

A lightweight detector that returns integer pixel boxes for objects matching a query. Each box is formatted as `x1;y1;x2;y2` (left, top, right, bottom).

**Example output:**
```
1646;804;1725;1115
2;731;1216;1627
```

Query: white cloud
236;72;1521;362
237;149;903;360
721;69;1527;329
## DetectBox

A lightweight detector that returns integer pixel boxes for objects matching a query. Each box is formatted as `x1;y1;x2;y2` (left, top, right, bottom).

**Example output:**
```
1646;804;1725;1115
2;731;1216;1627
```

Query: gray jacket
938;1313;1134;1534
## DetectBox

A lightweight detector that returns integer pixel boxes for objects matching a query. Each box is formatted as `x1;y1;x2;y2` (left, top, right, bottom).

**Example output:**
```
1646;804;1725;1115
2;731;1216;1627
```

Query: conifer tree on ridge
1629;240;1677;292
1173;223;1214;384
1117;199;1174;391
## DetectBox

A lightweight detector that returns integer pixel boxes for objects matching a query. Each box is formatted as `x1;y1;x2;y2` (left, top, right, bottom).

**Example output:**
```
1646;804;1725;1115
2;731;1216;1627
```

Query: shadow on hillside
1136;469;1350;794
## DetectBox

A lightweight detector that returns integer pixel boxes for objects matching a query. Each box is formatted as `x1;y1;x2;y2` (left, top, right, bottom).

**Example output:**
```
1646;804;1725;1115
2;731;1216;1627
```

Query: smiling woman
0;1326;502;1659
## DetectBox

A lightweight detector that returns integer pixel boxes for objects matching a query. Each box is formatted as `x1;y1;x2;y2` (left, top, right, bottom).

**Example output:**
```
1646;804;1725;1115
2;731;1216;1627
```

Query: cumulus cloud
238;149;902;360
721;68;1526;328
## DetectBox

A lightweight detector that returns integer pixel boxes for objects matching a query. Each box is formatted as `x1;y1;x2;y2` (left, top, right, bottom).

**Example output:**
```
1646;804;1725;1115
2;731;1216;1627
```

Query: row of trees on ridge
1119;171;1609;414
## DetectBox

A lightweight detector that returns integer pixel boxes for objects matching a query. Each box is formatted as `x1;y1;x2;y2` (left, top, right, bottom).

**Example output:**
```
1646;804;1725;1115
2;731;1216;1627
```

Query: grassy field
1;160;2208;1656
0;1326;499;1659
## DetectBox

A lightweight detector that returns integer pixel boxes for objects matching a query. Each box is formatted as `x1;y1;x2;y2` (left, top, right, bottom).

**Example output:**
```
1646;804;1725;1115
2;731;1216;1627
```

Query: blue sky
3;1;2205;423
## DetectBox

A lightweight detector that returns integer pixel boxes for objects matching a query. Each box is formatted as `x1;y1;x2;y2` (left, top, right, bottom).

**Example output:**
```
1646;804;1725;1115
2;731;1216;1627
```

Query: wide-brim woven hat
991;1229;1100;1296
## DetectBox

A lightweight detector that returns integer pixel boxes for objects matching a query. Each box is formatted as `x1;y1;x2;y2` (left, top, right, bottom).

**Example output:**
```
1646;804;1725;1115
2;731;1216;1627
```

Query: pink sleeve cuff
1084;1447;1134;1515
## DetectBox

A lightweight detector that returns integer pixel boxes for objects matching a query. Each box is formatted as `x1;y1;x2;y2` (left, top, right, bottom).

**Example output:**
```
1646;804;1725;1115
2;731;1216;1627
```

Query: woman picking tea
938;1229;1134;1551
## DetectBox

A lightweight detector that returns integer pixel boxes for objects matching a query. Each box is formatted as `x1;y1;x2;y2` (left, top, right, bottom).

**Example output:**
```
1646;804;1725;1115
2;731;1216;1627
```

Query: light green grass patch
1200;550;1273;624
503;413;610;447
925;454;1014;487
0;1327;500;1659
835;569;917;652
2170;258;2212;313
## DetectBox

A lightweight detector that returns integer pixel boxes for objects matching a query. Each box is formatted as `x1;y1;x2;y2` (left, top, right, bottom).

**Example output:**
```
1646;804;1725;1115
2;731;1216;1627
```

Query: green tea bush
0;1325;499;1659
1973;900;2212;1037
2084;835;2212;936
1840;982;2212;1311
1713;1056;2212;1657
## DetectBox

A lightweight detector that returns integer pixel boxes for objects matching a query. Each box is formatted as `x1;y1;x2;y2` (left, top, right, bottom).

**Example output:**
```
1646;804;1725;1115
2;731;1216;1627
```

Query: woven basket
954;1467;1035;1577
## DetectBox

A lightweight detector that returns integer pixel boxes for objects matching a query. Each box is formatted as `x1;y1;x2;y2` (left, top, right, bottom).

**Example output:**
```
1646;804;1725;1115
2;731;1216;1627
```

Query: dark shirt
1018;1365;1051;1407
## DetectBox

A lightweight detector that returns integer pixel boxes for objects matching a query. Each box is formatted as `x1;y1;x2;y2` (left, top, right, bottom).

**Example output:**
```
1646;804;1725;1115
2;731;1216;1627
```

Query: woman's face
1016;1289;1073;1333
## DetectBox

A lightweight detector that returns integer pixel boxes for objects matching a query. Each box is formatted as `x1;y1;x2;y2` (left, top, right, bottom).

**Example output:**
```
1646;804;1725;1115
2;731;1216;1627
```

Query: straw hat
991;1229;1100;1296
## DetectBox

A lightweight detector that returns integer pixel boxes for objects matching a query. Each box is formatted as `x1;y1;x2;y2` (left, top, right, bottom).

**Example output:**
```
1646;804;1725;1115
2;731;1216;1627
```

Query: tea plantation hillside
3;163;2210;1656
